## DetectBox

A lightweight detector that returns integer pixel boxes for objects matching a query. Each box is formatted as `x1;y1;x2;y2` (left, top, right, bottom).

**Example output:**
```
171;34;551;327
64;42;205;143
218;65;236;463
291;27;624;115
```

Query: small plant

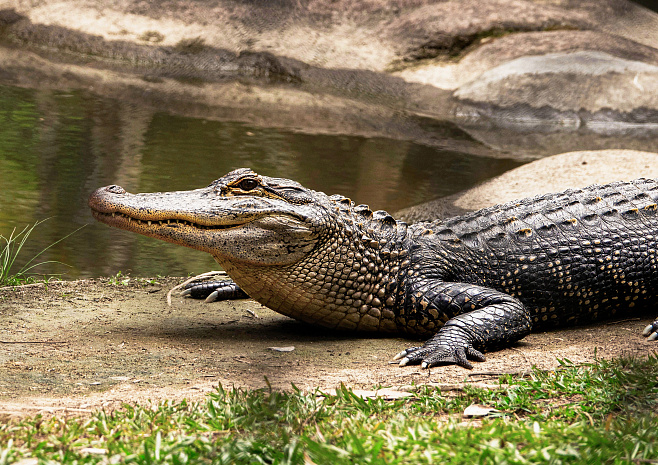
107;272;160;286
0;220;84;286
108;270;131;286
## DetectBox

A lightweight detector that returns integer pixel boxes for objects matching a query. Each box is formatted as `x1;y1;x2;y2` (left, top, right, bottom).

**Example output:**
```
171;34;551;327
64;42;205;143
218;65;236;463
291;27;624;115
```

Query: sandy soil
0;277;655;417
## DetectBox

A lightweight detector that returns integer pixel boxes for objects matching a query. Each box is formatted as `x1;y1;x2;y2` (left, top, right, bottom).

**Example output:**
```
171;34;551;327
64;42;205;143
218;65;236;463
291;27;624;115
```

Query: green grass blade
16;221;86;277
0;220;85;286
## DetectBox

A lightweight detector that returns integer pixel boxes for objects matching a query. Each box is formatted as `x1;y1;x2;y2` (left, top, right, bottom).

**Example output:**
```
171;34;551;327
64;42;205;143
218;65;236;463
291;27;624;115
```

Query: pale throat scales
217;210;402;333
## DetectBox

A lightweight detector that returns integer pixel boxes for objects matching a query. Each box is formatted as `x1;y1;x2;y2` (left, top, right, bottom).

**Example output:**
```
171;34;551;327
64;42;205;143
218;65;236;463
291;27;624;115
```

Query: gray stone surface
396;150;658;223
2;0;658;137
453;51;658;131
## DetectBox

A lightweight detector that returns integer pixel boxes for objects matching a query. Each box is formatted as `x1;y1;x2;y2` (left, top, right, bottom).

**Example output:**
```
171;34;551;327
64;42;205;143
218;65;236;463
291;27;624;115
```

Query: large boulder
453;50;658;133
397;150;658;222
2;0;658;140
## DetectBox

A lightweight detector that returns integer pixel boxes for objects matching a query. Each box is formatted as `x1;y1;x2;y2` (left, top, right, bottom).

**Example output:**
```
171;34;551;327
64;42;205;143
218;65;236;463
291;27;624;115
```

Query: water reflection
0;84;521;278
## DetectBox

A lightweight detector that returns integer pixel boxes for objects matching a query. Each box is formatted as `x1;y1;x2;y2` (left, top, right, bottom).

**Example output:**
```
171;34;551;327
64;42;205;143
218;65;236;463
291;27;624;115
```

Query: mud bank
0;278;653;415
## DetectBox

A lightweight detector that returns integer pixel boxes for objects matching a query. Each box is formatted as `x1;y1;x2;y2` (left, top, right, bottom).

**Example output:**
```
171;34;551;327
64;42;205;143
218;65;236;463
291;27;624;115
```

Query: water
0;84;521;279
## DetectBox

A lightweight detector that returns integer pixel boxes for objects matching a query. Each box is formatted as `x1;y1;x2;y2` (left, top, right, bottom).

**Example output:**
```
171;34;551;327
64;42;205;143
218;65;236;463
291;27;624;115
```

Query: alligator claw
643;321;658;341
182;280;248;302
392;347;420;361
205;290;220;303
393;343;484;369
422;346;486;370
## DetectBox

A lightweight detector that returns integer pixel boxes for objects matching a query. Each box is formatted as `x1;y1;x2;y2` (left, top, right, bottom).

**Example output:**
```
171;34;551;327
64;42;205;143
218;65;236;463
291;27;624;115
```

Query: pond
0;83;523;279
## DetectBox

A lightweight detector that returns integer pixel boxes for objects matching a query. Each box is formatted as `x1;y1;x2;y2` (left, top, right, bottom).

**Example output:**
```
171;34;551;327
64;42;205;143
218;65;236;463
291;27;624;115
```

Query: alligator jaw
90;207;243;244
89;208;242;233
89;185;249;250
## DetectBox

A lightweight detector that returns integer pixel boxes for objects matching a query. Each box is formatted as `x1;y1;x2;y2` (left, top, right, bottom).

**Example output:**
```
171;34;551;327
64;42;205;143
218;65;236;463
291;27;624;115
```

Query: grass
1;354;657;464
0;220;84;286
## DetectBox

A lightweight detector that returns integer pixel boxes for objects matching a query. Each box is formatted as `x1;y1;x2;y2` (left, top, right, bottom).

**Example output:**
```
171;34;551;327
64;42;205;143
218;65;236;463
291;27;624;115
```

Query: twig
0;404;92;414
0;340;67;344
605;317;641;325
245;309;260;319
435;382;507;391
166;271;227;305
468;371;522;377
583;410;594;427
510;347;532;368
396;381;509;392
0;282;52;291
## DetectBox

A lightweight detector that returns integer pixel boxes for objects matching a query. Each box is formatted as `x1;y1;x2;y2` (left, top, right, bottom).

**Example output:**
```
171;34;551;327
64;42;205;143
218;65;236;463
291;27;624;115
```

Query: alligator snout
106;185;126;194
88;185;127;213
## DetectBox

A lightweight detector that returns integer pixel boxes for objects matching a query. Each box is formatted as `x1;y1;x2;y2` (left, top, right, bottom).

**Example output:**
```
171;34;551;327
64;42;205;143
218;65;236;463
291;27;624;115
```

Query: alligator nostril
107;185;126;194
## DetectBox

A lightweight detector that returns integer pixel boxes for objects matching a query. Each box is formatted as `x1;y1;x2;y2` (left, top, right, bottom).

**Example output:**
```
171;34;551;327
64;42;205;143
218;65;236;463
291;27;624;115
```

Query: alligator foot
392;328;486;370
181;280;249;302
643;319;658;341
393;345;485;370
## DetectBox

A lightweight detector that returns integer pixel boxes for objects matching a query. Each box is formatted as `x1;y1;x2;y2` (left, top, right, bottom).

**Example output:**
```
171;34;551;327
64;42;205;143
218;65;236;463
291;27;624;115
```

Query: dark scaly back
406;179;658;329
327;194;408;248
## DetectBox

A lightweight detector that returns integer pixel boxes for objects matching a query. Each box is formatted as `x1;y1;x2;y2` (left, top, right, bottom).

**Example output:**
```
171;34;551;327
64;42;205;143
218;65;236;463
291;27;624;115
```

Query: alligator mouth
91;210;244;231
88;184;312;261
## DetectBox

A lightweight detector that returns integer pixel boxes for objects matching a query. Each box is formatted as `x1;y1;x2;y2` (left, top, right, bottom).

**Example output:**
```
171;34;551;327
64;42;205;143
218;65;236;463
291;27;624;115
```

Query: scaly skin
89;168;658;368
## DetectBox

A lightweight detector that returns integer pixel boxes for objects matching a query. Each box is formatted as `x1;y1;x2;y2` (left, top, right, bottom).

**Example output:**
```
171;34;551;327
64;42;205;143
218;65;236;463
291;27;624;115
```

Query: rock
384;0;592;63
453;50;658;132
3;0;658;136
463;403;499;417
396;150;658;222
399;30;658;91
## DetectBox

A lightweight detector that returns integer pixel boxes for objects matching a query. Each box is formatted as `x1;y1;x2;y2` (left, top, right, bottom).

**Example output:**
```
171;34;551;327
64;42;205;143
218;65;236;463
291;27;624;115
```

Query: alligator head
89;168;325;266
89;168;404;332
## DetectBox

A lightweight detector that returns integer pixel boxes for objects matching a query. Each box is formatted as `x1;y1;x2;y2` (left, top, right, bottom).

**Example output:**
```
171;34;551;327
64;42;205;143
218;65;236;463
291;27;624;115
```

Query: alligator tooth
112;212;115;217
148;221;152;226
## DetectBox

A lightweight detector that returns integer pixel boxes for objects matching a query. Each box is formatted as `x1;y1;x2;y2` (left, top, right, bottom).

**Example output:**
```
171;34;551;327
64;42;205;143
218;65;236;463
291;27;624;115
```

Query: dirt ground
0;278;655;417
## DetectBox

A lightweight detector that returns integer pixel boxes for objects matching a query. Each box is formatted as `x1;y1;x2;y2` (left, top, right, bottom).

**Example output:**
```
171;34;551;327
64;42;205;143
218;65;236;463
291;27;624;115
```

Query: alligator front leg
181;280;249;302
395;282;532;369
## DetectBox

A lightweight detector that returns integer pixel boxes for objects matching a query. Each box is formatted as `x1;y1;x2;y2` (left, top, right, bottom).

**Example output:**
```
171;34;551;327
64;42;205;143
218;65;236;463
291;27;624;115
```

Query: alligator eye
237;178;259;191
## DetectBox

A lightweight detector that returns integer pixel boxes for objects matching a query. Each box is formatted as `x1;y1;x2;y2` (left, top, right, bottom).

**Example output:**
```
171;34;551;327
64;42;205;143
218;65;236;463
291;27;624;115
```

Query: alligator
89;168;658;368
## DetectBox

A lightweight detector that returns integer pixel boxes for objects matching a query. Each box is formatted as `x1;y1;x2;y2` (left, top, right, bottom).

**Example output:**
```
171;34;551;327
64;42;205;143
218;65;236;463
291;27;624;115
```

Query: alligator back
416;178;658;329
